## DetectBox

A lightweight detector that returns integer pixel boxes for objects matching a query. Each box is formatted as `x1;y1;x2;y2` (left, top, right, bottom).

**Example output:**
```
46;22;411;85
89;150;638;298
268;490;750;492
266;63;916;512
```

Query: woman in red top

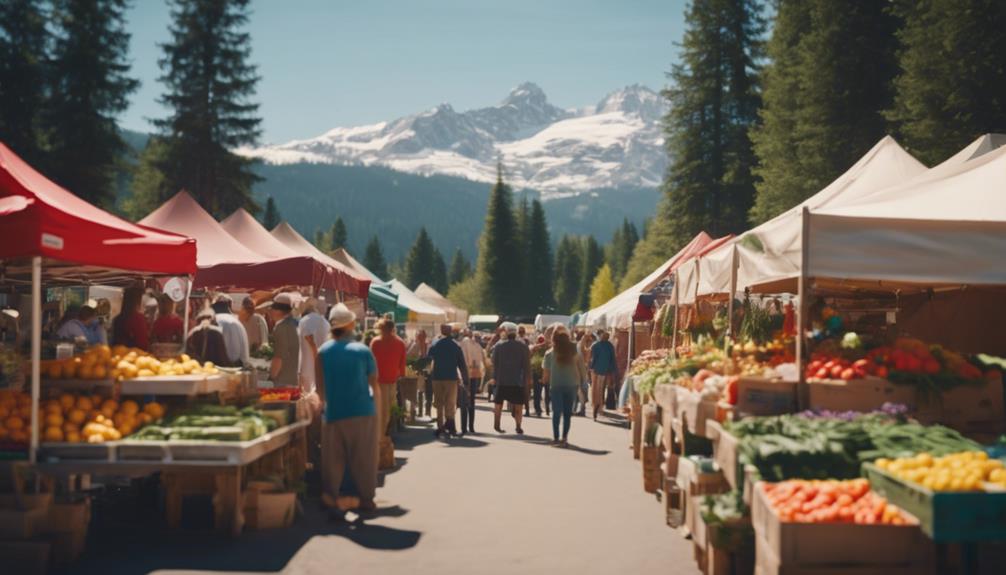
112;287;149;350
150;294;184;344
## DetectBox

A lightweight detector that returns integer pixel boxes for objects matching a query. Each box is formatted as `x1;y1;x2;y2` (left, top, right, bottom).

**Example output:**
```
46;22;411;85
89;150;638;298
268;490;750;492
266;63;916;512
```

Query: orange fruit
67;408;86;425
44;413;64;427
5;416;25;431
44;426;64;442
75;396;93;412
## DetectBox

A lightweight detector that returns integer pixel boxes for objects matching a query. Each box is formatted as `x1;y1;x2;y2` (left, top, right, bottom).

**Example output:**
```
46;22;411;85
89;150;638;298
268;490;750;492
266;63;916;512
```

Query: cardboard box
0;541;50;575
45;499;90;534
244;491;295;530
751;482;931;568
807;377;916;413
737;377;797;416
938;378;1005;434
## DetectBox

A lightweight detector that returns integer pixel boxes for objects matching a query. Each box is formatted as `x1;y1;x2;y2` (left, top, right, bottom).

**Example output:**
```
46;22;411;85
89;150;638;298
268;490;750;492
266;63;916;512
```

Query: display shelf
119;373;230;396
41;378;115;393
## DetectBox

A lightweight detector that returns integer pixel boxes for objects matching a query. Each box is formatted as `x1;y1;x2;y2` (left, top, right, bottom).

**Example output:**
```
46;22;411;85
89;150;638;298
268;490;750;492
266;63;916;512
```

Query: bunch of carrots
762;479;913;525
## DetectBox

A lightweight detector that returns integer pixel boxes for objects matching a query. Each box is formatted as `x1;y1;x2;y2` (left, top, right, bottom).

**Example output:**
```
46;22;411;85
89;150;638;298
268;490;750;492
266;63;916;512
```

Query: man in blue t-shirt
311;303;379;514
589;330;617;420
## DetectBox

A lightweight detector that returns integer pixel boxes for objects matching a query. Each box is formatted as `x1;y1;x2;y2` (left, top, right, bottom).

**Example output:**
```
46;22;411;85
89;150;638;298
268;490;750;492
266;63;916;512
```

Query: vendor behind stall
269;293;299;387
112;287;149;350
150;294;184;343
186;307;230;366
56;305;107;345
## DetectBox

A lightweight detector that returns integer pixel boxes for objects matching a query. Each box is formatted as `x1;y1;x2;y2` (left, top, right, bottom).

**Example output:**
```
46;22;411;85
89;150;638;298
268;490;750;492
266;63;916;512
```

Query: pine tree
0;0;48;165
44;0;139;207
513;194;532;312
473;164;522;315
448;248;472;286
886;0;1006;165
364;235;389;281
313;229;331;252
262;197;280;229
133;0;262;217
750;0;899;223
403;227;438;290
330;217;347;250
553;236;583;314
525;199;554;313
589;264;617;309
623;0;764;287
578;236;604;310
432;247;449;294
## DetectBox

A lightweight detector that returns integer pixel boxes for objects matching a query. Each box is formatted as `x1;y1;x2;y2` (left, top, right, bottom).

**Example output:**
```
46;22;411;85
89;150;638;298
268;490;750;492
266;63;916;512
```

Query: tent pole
29;256;41;464
181;275;193;349
726;243;739;341
629;320;636;362
670;270;680;357
796;208;811;409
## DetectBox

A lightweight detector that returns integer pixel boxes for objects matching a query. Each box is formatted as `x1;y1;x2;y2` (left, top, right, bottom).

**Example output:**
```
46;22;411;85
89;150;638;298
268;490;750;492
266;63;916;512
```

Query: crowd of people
55;289;623;520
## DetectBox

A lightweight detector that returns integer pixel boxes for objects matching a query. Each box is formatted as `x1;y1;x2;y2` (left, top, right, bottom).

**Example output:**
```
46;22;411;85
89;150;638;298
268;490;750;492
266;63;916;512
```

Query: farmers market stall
622;134;1006;575
415;283;468;324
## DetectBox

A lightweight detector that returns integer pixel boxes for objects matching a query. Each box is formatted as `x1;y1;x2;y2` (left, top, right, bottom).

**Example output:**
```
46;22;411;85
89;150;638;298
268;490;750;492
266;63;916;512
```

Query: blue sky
122;0;686;143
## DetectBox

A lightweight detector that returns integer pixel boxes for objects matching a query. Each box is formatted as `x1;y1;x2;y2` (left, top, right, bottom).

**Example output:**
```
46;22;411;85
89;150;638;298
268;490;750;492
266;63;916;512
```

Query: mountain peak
502;81;549;107
595;85;663;120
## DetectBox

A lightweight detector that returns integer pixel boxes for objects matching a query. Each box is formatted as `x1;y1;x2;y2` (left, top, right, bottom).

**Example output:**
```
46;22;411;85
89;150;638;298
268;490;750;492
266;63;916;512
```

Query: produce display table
119;373;231;396
33;421;309;536
40;378;115;393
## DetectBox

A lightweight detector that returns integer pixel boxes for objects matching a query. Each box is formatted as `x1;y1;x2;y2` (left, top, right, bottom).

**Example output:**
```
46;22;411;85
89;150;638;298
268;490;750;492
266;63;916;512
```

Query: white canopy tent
677;136;928;304
415;282;468;324
580;232;719;329
807;134;1006;286
387;279;449;324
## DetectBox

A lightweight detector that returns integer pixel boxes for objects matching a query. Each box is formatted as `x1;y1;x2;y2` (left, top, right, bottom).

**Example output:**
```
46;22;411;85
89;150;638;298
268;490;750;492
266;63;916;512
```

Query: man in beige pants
313;304;380;515
426;324;469;438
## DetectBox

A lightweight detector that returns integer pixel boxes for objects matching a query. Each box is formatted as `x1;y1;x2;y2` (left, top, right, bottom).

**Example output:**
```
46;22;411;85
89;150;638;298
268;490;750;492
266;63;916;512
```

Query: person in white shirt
211;294;250;367
458;329;485;433
298;297;330;395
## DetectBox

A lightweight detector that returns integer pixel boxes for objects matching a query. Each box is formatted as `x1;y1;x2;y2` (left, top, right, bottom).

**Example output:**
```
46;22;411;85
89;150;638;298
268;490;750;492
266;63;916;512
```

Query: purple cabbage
798;402;909;421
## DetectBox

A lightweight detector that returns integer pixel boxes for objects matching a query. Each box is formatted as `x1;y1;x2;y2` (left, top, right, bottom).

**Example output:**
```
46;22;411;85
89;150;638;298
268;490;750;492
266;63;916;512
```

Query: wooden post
796;208;811;409
30;256;41;464
726;243;739;342
670;269;680;357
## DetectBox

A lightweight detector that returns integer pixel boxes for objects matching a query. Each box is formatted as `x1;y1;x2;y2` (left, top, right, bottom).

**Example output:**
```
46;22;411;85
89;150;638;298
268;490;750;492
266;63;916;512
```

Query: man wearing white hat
313;303;380;514
491;322;531;434
298;297;330;395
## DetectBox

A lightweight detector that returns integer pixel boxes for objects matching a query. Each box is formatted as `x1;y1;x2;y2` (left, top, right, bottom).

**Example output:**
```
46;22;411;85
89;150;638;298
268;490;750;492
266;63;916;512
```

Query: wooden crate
864;463;1006;542
752;481;931;568
807;377;915;413
708;421;742;490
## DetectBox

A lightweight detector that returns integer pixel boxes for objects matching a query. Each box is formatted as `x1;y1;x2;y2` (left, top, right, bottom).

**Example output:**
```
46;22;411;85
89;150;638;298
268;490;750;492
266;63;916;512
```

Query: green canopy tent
369;283;407;320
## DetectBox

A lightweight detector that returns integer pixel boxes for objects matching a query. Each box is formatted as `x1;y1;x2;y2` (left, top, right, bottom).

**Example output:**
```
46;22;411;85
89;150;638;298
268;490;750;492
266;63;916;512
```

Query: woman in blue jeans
542;326;587;447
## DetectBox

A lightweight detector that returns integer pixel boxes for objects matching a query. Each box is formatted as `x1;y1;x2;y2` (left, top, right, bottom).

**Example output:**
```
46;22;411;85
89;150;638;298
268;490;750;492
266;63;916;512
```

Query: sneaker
494;425;504;433
434;428;442;438
559;439;569;448
516;427;524;435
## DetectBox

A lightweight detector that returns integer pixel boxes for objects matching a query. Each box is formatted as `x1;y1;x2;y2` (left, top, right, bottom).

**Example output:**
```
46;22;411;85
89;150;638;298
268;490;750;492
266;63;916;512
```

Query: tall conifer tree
553;236;583;314
404;227;438;290
750;0;899;223
589;264;617;309
0;0;48;164
261;197;280;229
432;247;449;293
45;0;139;207
133;0;262;217
448;248;472;286
623;0;764;287
886;0;1006;165
364;235;389;281
525;199;554;313
330;217;348;250
474;164;522;315
578;236;604;311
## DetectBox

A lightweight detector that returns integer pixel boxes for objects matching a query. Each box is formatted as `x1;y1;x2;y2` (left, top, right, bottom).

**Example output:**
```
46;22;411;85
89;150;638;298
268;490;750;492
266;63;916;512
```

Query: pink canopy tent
221;208;370;297
139;191;357;294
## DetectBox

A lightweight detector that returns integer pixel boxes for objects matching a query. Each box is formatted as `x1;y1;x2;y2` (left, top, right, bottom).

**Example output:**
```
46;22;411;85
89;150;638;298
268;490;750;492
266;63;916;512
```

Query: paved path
76;400;700;575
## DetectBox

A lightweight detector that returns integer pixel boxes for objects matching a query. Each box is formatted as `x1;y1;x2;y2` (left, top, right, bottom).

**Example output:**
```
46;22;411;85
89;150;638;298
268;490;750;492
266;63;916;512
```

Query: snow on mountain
238;82;667;197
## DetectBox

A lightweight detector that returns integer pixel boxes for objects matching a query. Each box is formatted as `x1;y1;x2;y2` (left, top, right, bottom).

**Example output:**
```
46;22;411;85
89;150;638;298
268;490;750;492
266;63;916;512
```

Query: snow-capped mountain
238;82;667;197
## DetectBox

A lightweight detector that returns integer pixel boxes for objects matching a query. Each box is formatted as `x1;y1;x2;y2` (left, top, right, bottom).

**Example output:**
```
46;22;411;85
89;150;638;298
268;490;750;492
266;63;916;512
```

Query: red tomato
840;368;856;380
830;365;844;378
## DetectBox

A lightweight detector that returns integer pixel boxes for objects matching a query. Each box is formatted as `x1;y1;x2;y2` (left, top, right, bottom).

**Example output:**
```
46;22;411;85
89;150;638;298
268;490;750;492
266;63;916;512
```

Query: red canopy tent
0;142;198;463
140;192;367;297
221;209;369;298
0;143;196;276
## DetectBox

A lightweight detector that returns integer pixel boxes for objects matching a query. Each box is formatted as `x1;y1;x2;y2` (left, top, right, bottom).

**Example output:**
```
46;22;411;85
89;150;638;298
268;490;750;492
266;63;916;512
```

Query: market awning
267;222;371;299
414;282;468;324
387;279;448;324
0;142;196;277
221;209;369;297
368;283;403;319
